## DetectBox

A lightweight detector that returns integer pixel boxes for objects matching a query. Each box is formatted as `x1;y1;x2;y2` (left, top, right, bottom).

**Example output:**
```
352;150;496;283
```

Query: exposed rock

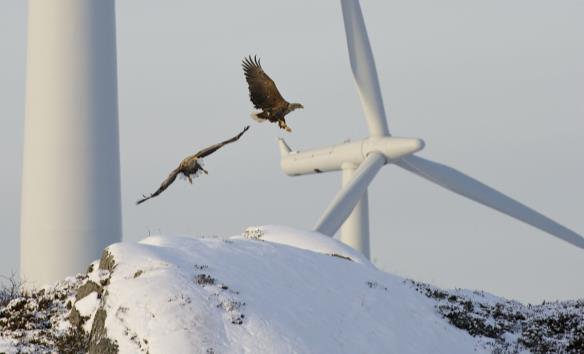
68;306;86;328
329;253;353;261
88;308;118;354
75;281;102;302
195;274;215;286
99;249;116;272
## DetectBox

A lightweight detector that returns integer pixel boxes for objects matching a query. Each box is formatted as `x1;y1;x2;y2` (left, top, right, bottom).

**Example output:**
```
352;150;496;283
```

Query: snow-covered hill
1;225;582;353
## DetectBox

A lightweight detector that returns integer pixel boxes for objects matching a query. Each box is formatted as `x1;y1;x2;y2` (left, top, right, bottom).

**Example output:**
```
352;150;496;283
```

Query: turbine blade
315;152;385;236
341;0;391;137
277;138;292;157
397;155;584;249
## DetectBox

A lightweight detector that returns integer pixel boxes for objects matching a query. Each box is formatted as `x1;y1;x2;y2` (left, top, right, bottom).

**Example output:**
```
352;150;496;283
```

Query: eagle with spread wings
242;55;303;132
136;126;250;205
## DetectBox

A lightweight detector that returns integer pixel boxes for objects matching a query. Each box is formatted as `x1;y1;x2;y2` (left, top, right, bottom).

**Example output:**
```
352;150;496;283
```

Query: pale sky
1;0;583;304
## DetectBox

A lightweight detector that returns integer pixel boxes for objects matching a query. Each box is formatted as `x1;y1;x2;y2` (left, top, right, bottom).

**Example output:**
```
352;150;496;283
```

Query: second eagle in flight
242;55;303;132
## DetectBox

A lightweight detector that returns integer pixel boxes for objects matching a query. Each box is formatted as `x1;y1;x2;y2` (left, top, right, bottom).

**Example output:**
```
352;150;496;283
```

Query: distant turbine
20;0;122;287
278;0;584;258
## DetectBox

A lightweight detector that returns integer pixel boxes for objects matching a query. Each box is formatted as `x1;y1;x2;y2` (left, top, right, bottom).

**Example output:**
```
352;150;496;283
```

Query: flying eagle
136;126;250;205
242;55;303;132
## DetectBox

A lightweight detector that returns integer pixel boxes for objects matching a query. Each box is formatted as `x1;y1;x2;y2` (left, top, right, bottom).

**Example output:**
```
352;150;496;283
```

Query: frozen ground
1;225;582;353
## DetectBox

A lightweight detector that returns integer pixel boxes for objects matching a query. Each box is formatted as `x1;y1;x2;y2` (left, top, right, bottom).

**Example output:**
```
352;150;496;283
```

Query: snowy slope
83;225;485;354
2;225;582;353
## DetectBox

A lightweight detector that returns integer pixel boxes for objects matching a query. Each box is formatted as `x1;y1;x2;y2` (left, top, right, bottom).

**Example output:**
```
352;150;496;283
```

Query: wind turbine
278;0;584;258
20;0;122;287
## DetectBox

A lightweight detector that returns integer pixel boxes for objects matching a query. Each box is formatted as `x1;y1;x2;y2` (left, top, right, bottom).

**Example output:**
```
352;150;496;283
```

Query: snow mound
86;225;484;353
237;225;370;264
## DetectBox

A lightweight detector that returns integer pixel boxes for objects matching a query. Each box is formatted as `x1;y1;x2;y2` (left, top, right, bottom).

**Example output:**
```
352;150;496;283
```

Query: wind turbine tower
20;0;122;287
278;0;584;257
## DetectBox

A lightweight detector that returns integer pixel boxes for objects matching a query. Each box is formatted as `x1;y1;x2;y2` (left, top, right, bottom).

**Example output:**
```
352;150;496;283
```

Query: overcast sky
1;0;583;303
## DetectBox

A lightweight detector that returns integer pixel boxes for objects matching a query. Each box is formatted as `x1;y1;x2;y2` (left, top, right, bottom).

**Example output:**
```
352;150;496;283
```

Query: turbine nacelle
278;136;425;176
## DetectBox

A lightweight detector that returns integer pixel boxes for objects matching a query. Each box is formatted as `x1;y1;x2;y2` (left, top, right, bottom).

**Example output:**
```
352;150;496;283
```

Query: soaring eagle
136;126;250;205
242;55;303;132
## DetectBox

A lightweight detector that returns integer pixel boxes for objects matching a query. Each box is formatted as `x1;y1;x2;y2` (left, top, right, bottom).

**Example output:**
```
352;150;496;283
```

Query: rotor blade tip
277;138;292;156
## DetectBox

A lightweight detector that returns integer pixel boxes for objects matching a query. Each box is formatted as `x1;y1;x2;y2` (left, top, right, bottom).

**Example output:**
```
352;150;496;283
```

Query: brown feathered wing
242;56;288;110
136;167;181;205
194;125;250;158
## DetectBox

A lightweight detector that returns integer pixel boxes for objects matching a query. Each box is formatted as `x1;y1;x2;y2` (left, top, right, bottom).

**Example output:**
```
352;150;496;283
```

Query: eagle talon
279;122;292;132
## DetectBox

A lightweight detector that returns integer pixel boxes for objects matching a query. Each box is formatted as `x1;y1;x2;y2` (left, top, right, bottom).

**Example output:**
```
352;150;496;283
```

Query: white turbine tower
20;0;122;287
278;0;584;258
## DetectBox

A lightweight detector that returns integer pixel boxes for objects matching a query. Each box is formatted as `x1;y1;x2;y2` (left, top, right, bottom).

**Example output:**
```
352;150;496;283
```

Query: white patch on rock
75;291;100;333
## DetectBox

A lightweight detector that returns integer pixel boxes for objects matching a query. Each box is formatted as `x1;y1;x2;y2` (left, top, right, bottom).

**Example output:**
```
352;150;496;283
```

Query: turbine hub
363;137;425;162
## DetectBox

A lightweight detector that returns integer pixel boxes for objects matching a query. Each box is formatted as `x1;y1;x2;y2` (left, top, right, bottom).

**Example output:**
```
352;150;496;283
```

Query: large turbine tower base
340;164;370;258
20;0;122;287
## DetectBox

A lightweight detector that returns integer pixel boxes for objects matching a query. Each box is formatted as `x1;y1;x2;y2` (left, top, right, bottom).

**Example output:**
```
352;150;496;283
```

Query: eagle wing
242;56;288;110
137;126;250;205
136;166;182;205
194;125;250;158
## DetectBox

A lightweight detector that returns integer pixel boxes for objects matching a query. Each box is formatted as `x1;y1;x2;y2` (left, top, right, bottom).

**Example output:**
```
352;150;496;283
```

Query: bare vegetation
0;272;22;308
407;280;584;354
0;273;89;353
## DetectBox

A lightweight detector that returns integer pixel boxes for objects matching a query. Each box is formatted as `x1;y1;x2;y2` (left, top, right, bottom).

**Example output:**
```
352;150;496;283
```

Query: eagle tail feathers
250;111;266;123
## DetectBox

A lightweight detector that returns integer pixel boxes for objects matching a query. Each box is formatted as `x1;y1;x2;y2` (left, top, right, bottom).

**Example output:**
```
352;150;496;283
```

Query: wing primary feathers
194;125;250;158
242;55;287;110
136;167;181;205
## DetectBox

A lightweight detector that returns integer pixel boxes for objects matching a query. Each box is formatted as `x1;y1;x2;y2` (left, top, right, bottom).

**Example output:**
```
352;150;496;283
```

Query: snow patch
75;291;100;333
